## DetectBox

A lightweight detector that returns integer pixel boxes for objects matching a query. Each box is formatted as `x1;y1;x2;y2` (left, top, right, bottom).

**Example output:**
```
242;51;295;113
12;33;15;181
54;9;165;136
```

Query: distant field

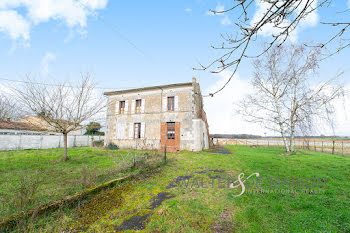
214;138;350;156
19;145;350;232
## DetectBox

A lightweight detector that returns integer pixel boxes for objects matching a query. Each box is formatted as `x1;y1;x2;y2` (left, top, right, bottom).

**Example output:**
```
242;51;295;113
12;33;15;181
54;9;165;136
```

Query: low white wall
0;135;104;151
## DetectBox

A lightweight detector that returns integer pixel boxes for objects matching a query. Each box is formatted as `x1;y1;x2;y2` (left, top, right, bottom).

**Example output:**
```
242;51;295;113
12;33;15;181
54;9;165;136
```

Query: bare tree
13;74;105;161
237;44;343;153
198;0;349;96
0;93;22;121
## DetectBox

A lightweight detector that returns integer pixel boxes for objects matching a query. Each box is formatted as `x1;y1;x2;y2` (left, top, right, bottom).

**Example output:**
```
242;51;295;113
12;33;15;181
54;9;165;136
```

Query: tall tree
237;44;343;153
198;0;349;96
0;93;22;121
13;74;105;161
85;122;102;135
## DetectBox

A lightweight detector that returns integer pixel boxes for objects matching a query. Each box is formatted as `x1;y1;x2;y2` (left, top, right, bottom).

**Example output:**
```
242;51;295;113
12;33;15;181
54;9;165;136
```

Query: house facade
104;78;209;151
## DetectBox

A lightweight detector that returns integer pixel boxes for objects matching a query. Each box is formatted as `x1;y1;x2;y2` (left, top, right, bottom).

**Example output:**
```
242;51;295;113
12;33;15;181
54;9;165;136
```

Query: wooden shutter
141;99;145;113
131;100;135;114
162;97;167;112
141;122;145;138
125;100;129;114
115;101;119;115
160;122;167;148
175;122;180;147
129;123;134;139
117;122;126;139
174;96;179;111
115;122;119;139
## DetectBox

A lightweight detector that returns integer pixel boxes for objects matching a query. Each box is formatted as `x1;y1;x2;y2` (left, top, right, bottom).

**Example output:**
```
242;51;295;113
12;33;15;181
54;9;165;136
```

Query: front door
161;122;180;152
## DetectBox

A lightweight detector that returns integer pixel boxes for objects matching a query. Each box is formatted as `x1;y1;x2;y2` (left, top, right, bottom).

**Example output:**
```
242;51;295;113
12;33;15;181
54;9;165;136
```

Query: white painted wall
0;135;104;151
192;119;209;151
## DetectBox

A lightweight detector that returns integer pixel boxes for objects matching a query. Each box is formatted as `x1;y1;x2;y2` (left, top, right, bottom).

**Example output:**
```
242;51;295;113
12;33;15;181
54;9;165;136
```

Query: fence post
321;141;323;152
40;135;43;150
342;141;344;156
332;141;335;154
314;141;316;151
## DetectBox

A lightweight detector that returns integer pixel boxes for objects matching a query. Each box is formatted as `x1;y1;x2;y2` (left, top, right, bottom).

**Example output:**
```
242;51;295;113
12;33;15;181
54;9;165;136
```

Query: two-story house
104;78;209;151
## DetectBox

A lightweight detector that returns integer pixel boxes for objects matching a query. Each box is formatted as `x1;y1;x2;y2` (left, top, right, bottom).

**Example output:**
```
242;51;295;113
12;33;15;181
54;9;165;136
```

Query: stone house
15;116;83;135
104;78;209;151
0;119;46;135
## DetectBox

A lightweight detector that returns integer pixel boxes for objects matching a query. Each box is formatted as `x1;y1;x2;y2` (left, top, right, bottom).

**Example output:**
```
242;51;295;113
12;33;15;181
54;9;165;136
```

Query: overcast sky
0;0;349;136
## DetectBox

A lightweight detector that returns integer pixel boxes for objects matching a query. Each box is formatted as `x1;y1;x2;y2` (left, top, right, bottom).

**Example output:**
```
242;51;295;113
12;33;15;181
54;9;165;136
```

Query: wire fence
212;138;350;157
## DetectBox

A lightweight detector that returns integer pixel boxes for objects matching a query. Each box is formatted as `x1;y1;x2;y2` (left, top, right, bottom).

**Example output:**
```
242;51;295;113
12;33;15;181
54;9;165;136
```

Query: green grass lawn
0;147;148;219
2;146;350;232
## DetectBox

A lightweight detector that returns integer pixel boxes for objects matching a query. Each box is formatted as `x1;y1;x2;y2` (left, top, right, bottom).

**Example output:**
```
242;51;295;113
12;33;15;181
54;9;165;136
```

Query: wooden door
161;122;180;152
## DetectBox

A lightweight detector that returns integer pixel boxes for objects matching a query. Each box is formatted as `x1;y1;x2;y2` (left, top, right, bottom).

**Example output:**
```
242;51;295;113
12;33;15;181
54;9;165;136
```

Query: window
167;96;174;111
120;101;125;114
134;123;141;139
135;99;142;113
167;122;175;140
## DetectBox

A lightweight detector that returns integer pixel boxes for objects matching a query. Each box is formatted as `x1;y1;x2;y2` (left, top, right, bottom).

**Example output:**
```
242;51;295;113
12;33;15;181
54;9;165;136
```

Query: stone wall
0;135;103;151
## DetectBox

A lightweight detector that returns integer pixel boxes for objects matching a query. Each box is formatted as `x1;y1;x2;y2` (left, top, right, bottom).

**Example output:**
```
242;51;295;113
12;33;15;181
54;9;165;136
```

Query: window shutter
115;101;119;115
141;122;145;138
174;96;179;111
125;100;129;114
129;123;134;139
131;100;135;114
141;99;145;113
162;97;167;112
117;122;125;139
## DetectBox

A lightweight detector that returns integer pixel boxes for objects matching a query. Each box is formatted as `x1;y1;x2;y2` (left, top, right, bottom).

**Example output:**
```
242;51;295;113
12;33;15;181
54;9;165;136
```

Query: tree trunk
289;124;295;153
273;96;290;153
280;129;290;153
63;133;68;161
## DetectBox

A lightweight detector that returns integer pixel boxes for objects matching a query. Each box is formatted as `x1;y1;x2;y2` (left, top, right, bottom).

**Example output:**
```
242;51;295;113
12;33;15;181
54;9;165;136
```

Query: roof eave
103;82;193;96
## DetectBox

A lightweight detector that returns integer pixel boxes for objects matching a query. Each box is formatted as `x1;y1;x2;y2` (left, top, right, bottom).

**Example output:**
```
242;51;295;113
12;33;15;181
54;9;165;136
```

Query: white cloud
207;4;231;26
221;15;231;25
185;8;192;13
250;0;319;43
41;52;56;76
0;0;108;41
348;0;350;8
0;10;30;40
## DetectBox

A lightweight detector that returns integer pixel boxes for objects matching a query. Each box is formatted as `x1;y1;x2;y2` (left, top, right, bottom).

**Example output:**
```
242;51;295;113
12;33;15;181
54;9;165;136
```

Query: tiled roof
0;120;46;131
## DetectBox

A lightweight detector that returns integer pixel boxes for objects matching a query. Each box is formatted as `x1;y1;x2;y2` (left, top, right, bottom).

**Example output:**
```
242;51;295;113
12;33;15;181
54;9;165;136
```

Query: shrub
92;140;104;147
106;143;119;150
